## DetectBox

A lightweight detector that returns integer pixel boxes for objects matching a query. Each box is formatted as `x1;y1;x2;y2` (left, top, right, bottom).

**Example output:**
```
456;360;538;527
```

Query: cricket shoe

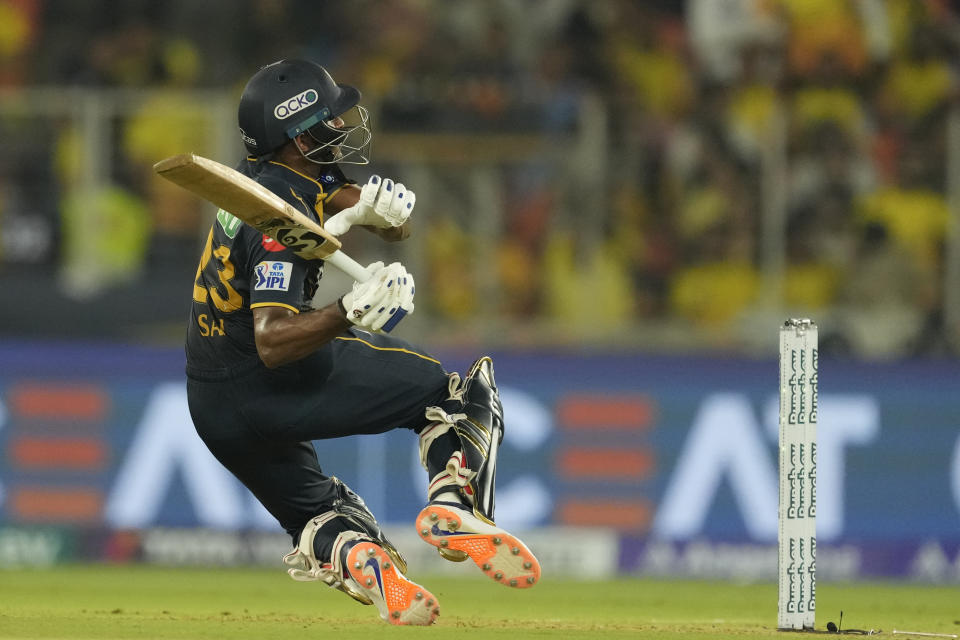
344;541;440;625
416;500;541;588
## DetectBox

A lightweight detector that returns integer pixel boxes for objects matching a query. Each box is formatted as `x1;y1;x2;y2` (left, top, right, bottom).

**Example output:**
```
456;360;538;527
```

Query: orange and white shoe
416;500;541;588
344;541;440;625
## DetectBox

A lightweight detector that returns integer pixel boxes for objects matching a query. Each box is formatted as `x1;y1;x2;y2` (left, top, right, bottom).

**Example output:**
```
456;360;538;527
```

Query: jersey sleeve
246;175;315;314
247;238;312;314
319;164;357;203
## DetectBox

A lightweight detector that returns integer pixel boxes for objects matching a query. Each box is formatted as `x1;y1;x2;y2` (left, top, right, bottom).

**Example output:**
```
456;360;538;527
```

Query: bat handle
325;249;373;282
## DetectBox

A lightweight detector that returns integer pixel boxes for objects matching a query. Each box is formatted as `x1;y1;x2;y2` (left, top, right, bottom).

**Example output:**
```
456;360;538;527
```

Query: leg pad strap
282;476;408;605
284;523;374;604
419;357;504;523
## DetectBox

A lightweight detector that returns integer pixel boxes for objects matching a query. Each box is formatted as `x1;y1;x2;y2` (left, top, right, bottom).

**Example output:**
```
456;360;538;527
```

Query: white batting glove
369;176;415;227
323;175;415;236
339;261;415;332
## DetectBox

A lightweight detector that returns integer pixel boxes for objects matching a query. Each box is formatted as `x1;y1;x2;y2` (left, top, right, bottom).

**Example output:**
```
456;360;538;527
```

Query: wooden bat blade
154;153;342;261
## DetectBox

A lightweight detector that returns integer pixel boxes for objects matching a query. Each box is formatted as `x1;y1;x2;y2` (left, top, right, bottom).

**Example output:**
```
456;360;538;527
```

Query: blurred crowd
0;0;958;358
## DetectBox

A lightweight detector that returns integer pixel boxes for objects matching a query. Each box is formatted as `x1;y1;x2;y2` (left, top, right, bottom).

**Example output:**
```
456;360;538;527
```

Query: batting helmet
237;59;371;164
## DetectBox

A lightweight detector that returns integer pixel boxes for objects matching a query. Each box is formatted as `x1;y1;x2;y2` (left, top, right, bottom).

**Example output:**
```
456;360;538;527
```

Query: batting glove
339;261;415;332
324;175;415;236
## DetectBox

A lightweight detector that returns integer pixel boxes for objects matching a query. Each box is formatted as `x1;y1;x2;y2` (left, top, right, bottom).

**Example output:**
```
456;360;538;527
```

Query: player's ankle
432;489;466;506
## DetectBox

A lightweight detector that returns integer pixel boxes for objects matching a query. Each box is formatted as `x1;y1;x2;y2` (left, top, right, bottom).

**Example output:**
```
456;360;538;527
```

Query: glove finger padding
340;262;415;333
369;263;415;332
373;179;394;220
324;175;406;236
359;175;380;209
372;179;414;228
388;183;414;226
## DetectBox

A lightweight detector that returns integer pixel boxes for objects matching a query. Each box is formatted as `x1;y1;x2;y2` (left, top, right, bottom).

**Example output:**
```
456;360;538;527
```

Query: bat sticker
256;218;331;259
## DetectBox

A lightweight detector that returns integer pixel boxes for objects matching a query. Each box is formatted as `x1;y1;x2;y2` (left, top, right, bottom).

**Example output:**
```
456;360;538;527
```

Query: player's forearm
254;303;349;368
362;221;411;242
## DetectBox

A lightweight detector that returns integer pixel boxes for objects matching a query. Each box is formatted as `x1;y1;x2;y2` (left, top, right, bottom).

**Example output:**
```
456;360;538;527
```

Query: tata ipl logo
274;89;319;120
254;261;290;291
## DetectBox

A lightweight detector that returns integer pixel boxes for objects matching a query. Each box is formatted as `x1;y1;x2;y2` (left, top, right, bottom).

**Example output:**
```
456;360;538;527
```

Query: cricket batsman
184;59;541;626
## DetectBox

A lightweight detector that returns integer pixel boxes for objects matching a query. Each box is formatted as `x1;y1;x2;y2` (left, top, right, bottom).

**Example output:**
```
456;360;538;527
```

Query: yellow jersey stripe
250;302;300;314
335;335;441;365
324;185;347;203
288;188;316;219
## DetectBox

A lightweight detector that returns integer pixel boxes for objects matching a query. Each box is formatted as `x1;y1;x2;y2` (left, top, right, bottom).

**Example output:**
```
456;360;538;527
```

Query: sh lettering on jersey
254;261;292;291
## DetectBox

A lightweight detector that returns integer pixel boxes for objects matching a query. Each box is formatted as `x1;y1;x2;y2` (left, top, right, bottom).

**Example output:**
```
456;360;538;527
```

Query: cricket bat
153;153;370;282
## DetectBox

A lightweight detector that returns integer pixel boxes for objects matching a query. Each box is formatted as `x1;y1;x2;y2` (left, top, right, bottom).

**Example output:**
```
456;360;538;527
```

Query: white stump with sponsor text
778;319;817;631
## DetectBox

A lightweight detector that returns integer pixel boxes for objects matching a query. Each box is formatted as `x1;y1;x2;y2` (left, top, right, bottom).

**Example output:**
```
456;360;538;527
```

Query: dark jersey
185;158;354;378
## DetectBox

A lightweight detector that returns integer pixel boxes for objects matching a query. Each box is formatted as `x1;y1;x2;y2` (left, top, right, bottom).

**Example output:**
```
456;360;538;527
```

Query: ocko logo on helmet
274;89;319;120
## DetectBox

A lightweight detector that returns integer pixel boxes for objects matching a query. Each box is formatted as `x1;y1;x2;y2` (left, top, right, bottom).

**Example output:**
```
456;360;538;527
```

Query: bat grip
325;250;373;282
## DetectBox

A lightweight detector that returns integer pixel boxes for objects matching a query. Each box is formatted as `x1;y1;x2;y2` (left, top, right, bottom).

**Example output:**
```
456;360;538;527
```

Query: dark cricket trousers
186;327;452;553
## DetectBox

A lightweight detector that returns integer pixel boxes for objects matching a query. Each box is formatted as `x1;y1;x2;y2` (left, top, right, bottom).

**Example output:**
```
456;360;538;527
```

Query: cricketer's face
302;105;372;165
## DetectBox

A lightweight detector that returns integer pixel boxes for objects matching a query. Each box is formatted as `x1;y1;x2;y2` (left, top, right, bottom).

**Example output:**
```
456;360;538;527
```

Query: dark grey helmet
237;59;371;164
